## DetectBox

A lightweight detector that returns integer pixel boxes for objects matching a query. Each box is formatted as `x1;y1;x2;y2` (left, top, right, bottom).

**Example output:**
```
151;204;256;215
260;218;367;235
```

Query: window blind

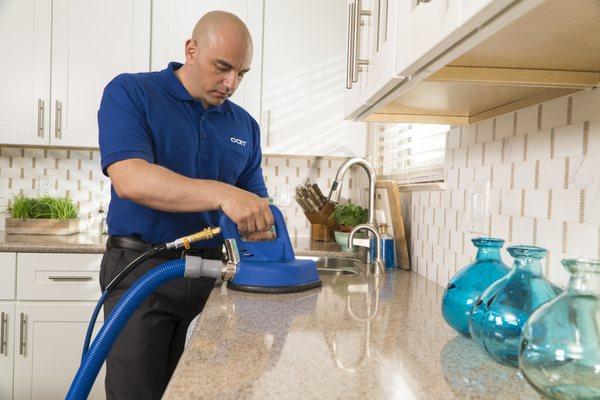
373;122;449;184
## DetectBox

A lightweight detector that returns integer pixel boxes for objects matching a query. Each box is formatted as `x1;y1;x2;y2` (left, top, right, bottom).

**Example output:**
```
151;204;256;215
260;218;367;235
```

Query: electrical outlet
38;174;55;196
467;180;490;234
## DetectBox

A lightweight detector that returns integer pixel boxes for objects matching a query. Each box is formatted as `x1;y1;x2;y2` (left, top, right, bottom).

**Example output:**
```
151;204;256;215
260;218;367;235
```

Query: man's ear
184;39;197;62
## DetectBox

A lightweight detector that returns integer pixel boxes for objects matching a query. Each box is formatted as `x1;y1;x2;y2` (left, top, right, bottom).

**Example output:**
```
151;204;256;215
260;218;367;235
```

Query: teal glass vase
519;258;600;399
441;237;509;336
469;245;563;367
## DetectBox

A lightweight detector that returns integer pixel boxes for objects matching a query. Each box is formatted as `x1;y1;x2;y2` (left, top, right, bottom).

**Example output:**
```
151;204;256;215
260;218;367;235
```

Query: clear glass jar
519;258;600;399
469;245;562;367
441;237;509;336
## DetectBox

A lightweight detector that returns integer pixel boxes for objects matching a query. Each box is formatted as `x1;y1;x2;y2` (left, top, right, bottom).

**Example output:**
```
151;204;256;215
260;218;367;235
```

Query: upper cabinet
1;0;365;157
0;0;151;148
151;0;264;122
50;0;151;148
0;0;51;147
347;0;600;125
344;0;403;120
261;0;365;157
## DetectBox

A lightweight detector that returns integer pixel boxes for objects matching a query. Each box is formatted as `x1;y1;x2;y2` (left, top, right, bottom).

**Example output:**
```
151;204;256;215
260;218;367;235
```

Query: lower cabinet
13;302;105;400
0;302;15;400
0;252;107;399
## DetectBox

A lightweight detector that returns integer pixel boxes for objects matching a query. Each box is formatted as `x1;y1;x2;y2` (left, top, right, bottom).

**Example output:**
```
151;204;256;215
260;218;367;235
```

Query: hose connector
166;227;221;250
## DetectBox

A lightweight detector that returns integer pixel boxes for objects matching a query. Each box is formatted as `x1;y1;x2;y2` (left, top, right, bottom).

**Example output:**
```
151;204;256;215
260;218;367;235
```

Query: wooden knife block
304;201;339;242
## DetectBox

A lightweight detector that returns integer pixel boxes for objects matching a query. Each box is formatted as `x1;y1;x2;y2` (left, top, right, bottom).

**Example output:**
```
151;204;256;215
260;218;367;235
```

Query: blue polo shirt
98;62;268;248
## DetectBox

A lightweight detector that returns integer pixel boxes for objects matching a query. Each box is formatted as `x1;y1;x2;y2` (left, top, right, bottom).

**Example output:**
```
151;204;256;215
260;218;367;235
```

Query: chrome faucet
328;158;383;275
328;157;376;226
349;224;385;276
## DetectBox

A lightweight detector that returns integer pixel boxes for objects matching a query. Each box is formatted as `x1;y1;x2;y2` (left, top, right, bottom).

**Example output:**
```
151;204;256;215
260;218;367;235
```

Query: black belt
106;235;223;260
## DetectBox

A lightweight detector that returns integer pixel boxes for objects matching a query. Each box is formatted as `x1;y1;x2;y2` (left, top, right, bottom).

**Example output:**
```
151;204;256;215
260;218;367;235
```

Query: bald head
175;11;254;108
192;11;252;51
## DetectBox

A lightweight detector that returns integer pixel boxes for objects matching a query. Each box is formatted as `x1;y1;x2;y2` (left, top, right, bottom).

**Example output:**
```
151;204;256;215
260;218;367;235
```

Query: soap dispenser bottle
378;223;396;270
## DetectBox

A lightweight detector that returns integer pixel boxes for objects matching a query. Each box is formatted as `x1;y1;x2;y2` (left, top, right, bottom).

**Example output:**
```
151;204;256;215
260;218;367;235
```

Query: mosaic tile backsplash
402;88;600;288
0;149;366;238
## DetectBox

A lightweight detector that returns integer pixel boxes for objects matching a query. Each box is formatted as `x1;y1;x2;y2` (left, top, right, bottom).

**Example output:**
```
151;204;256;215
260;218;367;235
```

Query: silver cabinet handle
265;109;272;147
346;2;356;89
352;0;371;83
48;275;93;282
19;313;27;356
55;100;63;139
1;312;7;356
37;99;45;138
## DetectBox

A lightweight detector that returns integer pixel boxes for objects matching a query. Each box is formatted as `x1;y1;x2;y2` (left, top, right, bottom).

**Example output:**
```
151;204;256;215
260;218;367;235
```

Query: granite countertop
0;232;109;253
163;270;544;400
0;232;348;256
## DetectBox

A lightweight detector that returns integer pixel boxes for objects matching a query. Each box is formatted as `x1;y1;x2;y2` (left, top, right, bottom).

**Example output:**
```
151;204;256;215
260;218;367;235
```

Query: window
370;122;449;185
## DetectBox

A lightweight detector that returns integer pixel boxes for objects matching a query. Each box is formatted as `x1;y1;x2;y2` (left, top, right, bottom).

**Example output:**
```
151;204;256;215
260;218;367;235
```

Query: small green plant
10;195;78;219
330;203;368;231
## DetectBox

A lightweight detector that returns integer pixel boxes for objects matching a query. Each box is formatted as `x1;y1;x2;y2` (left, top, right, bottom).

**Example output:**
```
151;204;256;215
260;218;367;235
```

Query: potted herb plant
329;203;368;251
6;195;79;235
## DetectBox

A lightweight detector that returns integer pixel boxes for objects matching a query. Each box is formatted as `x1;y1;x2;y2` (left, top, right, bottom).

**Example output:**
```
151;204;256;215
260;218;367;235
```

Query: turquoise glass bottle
441;237;509;336
519;258;600;399
469;245;562;367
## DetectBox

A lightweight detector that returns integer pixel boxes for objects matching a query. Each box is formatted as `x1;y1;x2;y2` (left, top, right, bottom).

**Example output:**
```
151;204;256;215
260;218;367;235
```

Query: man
98;11;273;399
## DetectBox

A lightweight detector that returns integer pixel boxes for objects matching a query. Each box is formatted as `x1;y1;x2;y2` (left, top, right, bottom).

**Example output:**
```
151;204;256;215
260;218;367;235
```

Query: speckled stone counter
163;270;544;400
0;232;108;253
0;233;348;256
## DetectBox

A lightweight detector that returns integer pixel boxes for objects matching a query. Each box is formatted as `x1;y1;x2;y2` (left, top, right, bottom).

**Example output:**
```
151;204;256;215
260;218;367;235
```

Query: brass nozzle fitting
167;227;221;250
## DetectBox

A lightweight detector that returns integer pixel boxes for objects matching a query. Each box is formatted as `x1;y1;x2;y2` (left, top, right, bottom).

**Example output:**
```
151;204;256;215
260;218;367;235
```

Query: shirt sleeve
98;74;154;176
236;117;269;198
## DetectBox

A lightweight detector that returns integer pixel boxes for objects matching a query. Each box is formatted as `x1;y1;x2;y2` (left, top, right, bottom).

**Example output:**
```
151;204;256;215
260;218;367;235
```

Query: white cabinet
261;0;366;157
0;253;17;300
0;0;151;148
395;0;461;76
151;0;264;122
50;0;151;148
344;0;404;121
0;303;15;400
363;0;403;103
13;303;105;400
0;0;51;146
0;252;106;400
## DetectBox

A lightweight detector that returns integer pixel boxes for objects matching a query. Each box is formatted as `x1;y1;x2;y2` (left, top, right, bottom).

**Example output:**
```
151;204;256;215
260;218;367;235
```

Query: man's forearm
107;159;232;212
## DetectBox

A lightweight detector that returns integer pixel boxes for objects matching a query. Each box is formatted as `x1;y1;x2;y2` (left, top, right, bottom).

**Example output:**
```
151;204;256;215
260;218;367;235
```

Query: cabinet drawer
0;253;16;300
17;253;103;301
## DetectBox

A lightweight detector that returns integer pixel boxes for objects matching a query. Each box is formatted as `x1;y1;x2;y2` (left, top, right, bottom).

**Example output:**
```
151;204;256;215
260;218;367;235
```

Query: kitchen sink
296;256;362;275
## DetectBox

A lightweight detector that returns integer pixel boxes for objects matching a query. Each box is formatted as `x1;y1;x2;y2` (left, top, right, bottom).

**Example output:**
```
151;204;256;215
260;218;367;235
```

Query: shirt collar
161;62;231;114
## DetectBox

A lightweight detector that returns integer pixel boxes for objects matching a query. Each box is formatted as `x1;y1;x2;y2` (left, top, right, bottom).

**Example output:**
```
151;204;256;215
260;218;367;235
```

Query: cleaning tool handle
219;205;294;262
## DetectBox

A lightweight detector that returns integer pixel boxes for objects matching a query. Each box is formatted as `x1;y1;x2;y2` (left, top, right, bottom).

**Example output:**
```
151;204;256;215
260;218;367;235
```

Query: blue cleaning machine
221;205;321;293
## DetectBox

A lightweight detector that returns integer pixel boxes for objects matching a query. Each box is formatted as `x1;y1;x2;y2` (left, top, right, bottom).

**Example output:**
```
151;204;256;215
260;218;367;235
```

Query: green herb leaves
10;195;78;219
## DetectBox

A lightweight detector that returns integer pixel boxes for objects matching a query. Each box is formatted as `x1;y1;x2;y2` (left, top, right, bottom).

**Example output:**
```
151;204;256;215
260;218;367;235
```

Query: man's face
186;33;252;107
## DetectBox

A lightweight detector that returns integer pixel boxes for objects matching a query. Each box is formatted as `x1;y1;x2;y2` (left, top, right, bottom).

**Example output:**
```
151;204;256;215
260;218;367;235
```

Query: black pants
99;245;218;400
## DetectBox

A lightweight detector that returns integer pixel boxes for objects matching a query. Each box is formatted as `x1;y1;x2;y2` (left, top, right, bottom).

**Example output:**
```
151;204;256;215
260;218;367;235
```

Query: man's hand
219;187;274;234
242;230;276;242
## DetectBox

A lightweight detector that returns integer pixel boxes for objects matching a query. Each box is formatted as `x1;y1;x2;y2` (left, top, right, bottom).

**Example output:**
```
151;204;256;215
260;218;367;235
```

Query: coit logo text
230;137;247;146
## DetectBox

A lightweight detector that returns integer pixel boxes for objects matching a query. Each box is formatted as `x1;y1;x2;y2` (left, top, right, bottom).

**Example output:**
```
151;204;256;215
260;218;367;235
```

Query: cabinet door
364;0;404;104
49;0;151;148
13;303;105;400
0;0;51;146
344;0;374;119
395;0;461;76
262;0;366;157
0;303;15;400
151;0;264;122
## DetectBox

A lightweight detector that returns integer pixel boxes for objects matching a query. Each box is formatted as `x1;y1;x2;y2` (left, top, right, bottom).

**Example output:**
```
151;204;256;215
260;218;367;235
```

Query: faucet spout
349;224;385;276
327;157;376;226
